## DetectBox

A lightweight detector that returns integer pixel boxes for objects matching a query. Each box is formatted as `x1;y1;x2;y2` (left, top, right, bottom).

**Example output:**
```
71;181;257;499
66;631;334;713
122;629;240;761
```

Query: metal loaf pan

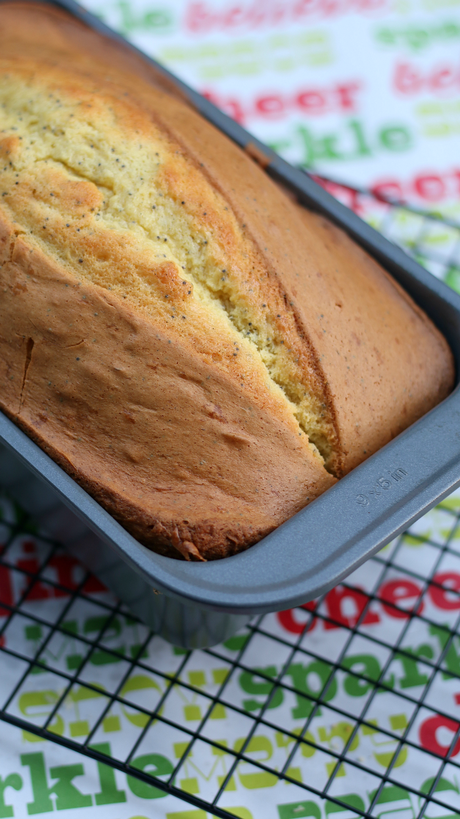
1;0;460;648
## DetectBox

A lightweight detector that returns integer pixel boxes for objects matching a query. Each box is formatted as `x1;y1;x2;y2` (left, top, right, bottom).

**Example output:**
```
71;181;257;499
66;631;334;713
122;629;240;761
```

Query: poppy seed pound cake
0;4;455;560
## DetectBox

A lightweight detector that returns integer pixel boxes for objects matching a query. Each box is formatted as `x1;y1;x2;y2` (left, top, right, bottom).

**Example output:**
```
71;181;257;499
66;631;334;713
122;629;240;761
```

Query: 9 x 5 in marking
356;468;408;507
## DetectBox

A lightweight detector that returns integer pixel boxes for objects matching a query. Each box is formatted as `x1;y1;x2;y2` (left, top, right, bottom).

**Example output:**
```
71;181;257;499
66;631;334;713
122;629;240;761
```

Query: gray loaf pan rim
0;0;460;617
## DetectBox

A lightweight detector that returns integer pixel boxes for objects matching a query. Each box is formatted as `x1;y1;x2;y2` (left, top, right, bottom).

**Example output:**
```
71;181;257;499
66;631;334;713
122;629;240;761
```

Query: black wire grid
1;186;460;818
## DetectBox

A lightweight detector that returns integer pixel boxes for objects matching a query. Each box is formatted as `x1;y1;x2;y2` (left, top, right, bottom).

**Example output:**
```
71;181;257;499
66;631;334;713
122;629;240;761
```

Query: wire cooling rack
1;183;460;819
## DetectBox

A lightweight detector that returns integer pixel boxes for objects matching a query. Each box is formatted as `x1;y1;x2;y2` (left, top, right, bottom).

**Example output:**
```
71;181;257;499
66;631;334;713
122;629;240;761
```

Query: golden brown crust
0;2;455;560
153;97;454;474
0;2;190;102
289;209;456;471
0;226;335;560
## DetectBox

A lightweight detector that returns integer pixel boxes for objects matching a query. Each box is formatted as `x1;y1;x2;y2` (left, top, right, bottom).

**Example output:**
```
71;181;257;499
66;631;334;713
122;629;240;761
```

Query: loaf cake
0;3;454;560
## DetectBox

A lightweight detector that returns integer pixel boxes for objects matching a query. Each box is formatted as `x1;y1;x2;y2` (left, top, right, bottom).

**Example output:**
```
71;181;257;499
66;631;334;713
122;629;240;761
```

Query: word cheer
277;571;460;634
320;166;460;208
203;81;362;125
